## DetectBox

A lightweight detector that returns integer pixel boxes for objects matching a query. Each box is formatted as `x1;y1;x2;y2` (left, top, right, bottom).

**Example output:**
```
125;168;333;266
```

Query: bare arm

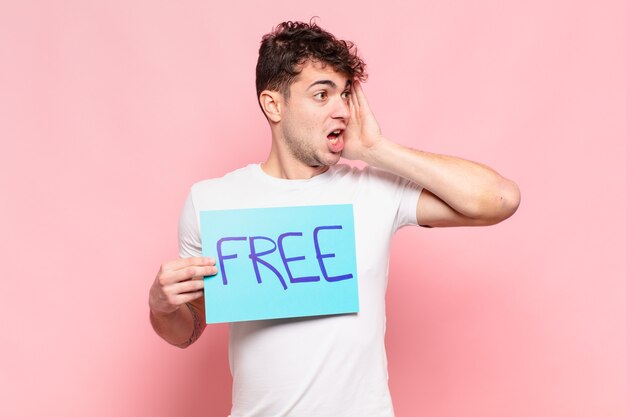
343;81;520;227
148;257;216;348
366;142;520;227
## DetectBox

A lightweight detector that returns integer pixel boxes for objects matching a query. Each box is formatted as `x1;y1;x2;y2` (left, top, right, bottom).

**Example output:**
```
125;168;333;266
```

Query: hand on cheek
342;81;385;162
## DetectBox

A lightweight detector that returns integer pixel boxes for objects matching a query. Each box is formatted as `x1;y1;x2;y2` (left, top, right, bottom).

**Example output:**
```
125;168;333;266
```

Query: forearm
364;138;520;221
150;303;204;348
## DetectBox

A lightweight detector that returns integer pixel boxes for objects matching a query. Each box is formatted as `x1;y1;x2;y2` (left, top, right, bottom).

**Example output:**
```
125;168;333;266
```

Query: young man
149;21;520;417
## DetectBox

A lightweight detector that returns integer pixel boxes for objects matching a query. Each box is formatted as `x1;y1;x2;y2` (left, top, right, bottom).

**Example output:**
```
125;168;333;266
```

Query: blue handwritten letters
200;204;359;324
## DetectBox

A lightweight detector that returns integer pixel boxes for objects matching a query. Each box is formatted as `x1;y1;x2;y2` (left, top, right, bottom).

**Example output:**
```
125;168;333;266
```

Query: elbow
470;179;521;225
489;179;521;224
504;181;521;218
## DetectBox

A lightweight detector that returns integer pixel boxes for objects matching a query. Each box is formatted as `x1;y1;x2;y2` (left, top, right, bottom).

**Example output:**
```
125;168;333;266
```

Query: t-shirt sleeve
393;176;423;230
361;166;423;231
178;190;202;258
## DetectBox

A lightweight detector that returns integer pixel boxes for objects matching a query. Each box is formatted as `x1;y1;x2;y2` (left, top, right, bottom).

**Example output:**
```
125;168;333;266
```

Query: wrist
149;305;180;320
363;136;399;168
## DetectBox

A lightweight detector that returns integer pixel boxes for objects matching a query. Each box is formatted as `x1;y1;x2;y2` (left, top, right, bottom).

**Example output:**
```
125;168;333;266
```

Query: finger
173;265;218;282
348;89;357;119
354;81;370;114
158;265;217;286
161;256;215;272
351;81;361;116
175;290;205;305
171;278;205;295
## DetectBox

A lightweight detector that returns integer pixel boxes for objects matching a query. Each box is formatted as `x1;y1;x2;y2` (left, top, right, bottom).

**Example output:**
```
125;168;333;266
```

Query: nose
331;96;350;120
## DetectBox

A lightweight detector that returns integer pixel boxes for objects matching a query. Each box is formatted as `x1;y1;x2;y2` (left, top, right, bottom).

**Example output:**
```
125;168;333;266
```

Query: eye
313;91;328;101
341;90;352;100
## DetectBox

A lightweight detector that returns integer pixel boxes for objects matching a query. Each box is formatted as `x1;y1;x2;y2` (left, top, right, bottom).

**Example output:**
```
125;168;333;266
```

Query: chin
305;149;342;168
320;153;342;167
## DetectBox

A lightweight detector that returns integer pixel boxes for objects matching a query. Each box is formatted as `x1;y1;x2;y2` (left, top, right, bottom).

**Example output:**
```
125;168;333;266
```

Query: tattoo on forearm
175;303;204;348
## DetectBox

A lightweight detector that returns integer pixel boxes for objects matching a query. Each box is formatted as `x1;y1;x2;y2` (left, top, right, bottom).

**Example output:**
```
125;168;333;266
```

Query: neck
262;140;329;180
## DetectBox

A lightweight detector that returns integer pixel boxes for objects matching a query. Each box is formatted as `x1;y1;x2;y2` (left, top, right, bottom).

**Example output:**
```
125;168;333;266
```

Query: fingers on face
354;81;368;112
348;91;357;117
350;83;361;117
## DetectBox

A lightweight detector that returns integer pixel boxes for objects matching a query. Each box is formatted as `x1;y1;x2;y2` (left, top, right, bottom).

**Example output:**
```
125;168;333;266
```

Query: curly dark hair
255;20;367;101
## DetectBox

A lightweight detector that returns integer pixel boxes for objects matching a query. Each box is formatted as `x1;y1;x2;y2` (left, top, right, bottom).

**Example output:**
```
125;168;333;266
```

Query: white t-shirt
179;163;422;417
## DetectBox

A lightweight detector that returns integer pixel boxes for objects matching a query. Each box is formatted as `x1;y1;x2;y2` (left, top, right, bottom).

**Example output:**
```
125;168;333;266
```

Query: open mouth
326;129;344;153
327;129;343;144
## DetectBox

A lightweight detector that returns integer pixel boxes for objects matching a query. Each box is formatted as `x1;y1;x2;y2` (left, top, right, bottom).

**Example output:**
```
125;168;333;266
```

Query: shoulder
191;164;255;194
330;163;410;189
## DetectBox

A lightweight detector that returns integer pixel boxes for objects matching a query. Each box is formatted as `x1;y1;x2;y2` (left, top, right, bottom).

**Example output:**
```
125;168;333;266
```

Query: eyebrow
306;79;352;91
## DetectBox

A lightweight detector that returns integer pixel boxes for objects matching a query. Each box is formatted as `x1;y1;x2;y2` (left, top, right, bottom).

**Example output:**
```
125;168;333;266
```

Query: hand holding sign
148;257;217;315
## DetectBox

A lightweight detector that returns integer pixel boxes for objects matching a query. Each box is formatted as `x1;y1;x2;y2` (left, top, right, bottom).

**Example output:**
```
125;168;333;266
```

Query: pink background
1;1;625;416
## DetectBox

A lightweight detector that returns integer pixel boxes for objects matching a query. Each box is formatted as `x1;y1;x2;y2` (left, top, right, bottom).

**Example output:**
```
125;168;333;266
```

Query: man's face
279;60;352;167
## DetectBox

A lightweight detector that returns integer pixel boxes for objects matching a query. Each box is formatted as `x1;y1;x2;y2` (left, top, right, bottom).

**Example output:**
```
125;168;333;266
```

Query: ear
259;90;282;123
